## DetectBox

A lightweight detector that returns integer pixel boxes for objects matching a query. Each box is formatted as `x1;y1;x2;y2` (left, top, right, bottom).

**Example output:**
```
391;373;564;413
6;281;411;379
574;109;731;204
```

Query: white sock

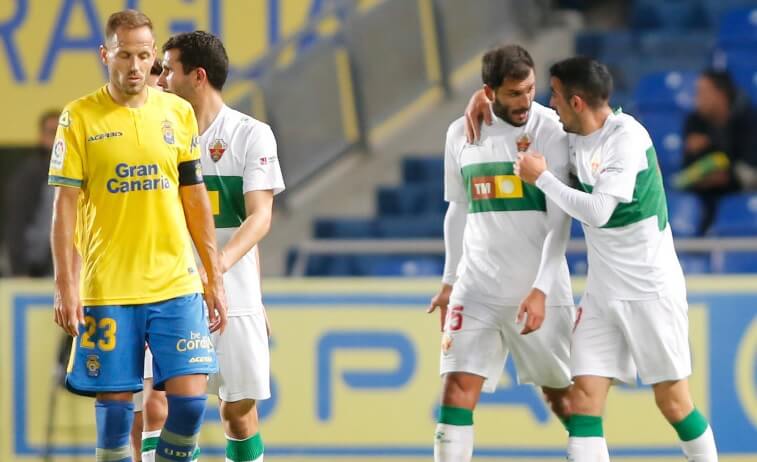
434;423;473;462
680;425;718;461
567;436;610;462
141;430;161;462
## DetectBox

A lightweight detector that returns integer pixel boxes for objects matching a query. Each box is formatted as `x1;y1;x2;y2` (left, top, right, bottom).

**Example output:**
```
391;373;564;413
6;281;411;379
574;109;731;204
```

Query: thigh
66;305;146;396
619;295;692;385
571;295;637;385
439;298;508;394
208;313;271;402
506;305;574;388
146;293;218;390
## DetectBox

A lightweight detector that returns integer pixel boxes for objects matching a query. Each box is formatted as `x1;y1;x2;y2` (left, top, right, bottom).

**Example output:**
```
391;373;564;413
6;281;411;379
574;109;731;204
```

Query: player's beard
492;99;530;127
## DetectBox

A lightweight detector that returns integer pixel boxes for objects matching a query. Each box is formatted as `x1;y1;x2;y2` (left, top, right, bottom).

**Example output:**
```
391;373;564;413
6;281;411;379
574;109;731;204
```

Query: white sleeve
535;171;619;228
592;131;640;203
531;196;570;295
243;123;285;195
444;125;466;202
441;201;467;285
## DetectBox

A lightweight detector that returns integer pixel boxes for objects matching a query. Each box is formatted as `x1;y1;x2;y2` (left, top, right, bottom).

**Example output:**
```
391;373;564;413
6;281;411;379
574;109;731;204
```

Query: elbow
588;209;613;228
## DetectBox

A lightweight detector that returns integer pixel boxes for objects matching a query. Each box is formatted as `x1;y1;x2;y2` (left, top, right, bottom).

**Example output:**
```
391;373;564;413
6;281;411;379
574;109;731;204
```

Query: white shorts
439;297;574;392
133;346;155;411
571;293;692;385
207;312;271;402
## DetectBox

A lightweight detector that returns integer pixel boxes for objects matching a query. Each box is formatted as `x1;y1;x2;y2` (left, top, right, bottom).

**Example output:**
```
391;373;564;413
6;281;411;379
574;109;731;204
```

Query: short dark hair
150;60;162;76
481;45;534;89
162;31;229;91
105;10;153;41
38;109;61;131
701;69;737;104
549;56;613;108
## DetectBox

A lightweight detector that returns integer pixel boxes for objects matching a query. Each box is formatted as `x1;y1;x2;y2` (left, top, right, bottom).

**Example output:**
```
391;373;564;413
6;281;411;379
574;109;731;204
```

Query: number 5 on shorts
446;305;464;331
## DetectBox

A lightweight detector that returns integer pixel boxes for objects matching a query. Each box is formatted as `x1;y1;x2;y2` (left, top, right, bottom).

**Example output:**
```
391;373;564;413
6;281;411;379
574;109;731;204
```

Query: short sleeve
178;105;200;164
592;131;642;203
243;123;285;195
444;123;466;202
48;107;85;188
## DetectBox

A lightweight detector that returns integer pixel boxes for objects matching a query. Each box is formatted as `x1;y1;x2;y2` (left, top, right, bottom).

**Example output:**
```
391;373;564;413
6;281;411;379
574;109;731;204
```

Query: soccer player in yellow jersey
49;10;227;462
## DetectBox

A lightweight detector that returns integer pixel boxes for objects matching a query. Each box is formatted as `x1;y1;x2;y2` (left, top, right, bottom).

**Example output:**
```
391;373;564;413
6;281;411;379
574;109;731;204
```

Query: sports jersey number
80;316;117;351
447;305;464;331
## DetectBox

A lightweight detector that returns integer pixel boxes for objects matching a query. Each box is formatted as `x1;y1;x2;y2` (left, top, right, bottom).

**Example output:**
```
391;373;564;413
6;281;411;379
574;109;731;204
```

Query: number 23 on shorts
80;316;117;351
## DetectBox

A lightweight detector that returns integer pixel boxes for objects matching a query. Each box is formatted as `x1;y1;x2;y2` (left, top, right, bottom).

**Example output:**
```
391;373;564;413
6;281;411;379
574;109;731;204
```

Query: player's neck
579;106;612;136
106;82;148;108
193;91;225;135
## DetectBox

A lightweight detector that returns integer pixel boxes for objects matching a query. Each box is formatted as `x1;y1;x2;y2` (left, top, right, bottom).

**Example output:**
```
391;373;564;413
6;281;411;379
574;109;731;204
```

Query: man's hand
427;284;453;331
204;275;228;334
54;282;84;337
464;89;493;143
515;153;548;184
516;288;546;335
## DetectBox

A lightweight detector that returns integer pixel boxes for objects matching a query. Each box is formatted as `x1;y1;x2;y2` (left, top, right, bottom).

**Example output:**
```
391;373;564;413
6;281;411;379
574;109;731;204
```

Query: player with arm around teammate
428;44;575;462
467;56;718;462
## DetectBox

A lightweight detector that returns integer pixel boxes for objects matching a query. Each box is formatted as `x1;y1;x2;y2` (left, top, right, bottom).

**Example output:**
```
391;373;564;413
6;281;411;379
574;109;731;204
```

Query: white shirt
564;110;685;300
199;105;285;315
444;103;573;307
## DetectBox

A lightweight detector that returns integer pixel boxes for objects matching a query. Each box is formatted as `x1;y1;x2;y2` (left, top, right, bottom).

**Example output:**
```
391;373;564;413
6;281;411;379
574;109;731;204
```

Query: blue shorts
66;293;217;397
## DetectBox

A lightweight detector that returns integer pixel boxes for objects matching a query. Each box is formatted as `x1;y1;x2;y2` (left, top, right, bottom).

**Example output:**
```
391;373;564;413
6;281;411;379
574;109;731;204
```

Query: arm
427;201;467;330
516;151;619;227
532;198;570;294
464;88;493;143
180;183;227;333
219;190;273;272
536;171;619;227
51;186;83;337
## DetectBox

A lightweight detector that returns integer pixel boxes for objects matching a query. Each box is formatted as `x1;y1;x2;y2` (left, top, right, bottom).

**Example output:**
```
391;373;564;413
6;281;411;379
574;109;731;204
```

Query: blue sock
95;400;134;462
156;395;207;461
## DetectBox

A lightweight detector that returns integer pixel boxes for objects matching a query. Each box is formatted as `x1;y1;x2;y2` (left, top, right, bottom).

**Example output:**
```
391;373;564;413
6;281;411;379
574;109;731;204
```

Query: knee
655;393;691;423
543;388;571;419
441;373;481;409
221;400;257;439
143;393;168;427
567;384;601;415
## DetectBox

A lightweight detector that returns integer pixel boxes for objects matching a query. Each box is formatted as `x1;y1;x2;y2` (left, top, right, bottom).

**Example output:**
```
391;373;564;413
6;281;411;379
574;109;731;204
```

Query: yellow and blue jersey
49;85;203;306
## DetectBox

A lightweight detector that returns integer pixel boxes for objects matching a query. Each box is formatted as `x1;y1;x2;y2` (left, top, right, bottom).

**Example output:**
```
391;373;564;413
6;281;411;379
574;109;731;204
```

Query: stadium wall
1;277;756;461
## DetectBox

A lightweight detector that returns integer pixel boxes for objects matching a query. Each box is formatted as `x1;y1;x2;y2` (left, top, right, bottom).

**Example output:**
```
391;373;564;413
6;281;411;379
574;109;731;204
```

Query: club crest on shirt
590;150;602;174
161;120;175;145
516;133;532;152
209;139;227;162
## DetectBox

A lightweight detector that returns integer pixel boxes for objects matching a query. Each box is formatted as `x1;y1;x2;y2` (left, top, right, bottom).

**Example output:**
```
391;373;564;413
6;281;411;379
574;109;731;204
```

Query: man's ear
483;84;495;102
195;67;207;86
99;45;108;66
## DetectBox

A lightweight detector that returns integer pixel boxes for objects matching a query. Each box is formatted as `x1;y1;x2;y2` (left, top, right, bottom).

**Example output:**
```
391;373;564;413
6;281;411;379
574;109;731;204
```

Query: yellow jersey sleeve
49;106;86;188
179;104;201;164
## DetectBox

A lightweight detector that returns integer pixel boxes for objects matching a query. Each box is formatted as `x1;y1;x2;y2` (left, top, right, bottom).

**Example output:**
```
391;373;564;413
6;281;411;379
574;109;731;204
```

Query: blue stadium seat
667;192;704;237
634;71;699;112
566;252;588;276
377;183;445;216
570;219;584;238
352;255;444;276
638;30;715;58
713;251;757;273
677;253;712;274
703;0;757;27
314;218;378;238
402;156;444;184
575;30;635;59
709;193;757;236
638;110;685;177
726;62;757;103
377;214;444;238
304;255;355;276
631;0;709;31
717;6;757;46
